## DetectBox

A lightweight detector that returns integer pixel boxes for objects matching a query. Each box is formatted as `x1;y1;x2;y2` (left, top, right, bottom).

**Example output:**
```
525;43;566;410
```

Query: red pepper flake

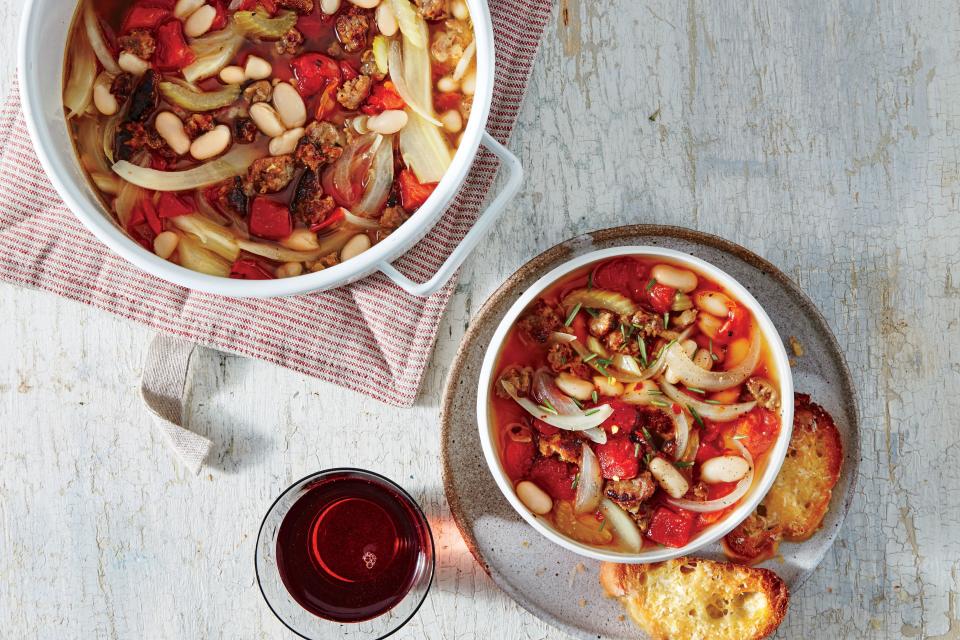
229;258;275;280
398;169;437;212
154;19;196;72
249;197;292;240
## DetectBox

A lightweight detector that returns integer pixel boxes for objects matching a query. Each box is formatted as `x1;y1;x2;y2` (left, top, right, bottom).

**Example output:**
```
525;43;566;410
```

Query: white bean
219;65;246;84
244;55;273;81
190;125;232;160
272;82;307;129
269;127;305;156
694;290;732;317
153;231;180;259
281;228;321;251
366;109;408;134
174;0;205;19
460;70;476;96
340;233;372;261
375;1;398;36
440;109;463;133
276;262;304;278
451;0;469;20
648;457;690;499
436;76;459;93
154;111;191;156
516;481;552;515
554;372;595;401
348;0;380;7
249;103;286;138
184;4;216;38
118;52;149;76
697;312;723;338
700;456;751;484
320;0;341;13
651;264;698;292
93;73;118;116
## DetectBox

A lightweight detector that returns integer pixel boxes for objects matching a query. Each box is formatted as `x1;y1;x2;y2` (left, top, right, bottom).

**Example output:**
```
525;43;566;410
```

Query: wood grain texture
0;1;957;638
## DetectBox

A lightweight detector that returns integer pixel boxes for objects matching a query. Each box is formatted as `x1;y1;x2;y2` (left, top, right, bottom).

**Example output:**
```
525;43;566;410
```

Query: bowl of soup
19;0;519;297
476;247;794;563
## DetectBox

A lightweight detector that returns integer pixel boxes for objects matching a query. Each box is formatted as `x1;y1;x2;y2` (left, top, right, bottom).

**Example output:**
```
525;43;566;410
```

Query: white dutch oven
477;247;795;563
18;0;521;298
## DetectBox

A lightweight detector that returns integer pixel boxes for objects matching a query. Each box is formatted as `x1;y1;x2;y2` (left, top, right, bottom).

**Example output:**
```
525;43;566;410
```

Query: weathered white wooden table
1;1;957;638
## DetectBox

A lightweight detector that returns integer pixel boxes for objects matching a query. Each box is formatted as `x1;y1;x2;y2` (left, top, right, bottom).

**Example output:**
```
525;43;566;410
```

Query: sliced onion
237;239;327;263
667;441;754;513
574;446;602;514
452;39;476;81
171;215;240;261
399;110;452;183
352;134;394;218
389;39;441;126
667;407;690;462
389;0;428;48
184;30;243;83
343;209;381;229
532;368;581;415
659;378;757;422
325;133;380;207
92;173;121;194
599;498;643;552
64;26;97;118
583;428;607;445
663;332;761;391
102;113;121;164
112;146;262;191
84;2;120;74
500;381;613;431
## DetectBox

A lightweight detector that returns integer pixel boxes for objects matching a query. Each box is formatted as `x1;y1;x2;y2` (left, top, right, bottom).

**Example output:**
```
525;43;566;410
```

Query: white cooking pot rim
475;246;795;563
18;0;501;298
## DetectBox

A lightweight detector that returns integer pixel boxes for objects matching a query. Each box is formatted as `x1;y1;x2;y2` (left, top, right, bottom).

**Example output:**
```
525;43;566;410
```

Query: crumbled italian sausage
246;155;296;195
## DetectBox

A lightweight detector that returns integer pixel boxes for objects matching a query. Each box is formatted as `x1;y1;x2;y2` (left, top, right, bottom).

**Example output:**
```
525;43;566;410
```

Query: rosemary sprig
591;390;599;404
584;408;600;416
687;404;705;427
564;302;582;327
646;278;656;291
674;460;695;468
571;472;580;489
638;337;648;367
686;387;706;395
539;400;558;415
651;399;670;408
732;434;748;440
663;312;670;329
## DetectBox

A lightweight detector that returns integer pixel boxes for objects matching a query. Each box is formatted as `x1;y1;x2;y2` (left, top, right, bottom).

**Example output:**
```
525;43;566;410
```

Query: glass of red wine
256;468;435;639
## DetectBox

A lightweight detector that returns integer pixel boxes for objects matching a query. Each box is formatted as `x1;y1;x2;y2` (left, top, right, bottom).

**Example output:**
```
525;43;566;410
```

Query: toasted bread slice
600;558;788;640
724;393;843;563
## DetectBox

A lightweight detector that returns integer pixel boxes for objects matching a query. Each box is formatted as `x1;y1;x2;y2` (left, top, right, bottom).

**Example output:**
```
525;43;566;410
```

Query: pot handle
377;132;523;297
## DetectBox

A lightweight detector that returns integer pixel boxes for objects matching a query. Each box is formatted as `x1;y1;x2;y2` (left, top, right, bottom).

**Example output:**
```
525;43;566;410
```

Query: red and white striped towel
0;0;552;407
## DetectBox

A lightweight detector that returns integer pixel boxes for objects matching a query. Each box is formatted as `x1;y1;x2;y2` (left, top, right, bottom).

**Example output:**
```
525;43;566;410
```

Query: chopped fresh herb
584;408;600;416
571;472;580;489
687;404;705;427
585;307;600;318
539;400;559;415
598;518;606;532
592;390;599;403
732;434;748;440
638;337;648;366
620;323;629;342
595;364;610;376
674;460;695;468
705;399;723;405
646;278;656;291
709;338;719;361
641;426;654;442
651;399;669;408
663;312;670;329
572;397;584;409
596;358;613;366
646;389;664;395
582;352;598;363
687;387;706;394
564;302;582;327
643;452;654;466
634;442;641;457
607;376;616;386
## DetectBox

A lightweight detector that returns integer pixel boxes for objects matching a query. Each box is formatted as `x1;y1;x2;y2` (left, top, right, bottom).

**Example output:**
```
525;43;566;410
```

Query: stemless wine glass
255;468;435;640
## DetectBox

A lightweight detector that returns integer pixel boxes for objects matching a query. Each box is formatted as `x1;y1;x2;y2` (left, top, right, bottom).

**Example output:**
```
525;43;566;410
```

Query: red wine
275;471;430;623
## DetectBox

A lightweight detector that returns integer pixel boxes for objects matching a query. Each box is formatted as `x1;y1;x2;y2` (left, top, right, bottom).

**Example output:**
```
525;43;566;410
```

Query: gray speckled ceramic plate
440;225;860;640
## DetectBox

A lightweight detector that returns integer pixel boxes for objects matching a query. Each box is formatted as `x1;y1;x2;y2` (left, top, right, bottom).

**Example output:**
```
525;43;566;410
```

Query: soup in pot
63;0;476;280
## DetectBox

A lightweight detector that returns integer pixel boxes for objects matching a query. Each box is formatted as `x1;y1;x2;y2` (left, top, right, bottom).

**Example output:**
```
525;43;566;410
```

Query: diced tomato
339;60;359;81
249;197;292;240
644;281;677;314
591;258;645;298
229;258;275;280
156;192;194;218
502;439;536;481
531;418;559;436
595;435;640;480
646;507;695;548
154;19;196;71
730;408;780;458
529;457;578;500
398;169;437;212
121;1;173;33
291;53;341;98
309;207;346;233
600;400;638;433
140;197;162;235
434;92;462;112
361;81;406;115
